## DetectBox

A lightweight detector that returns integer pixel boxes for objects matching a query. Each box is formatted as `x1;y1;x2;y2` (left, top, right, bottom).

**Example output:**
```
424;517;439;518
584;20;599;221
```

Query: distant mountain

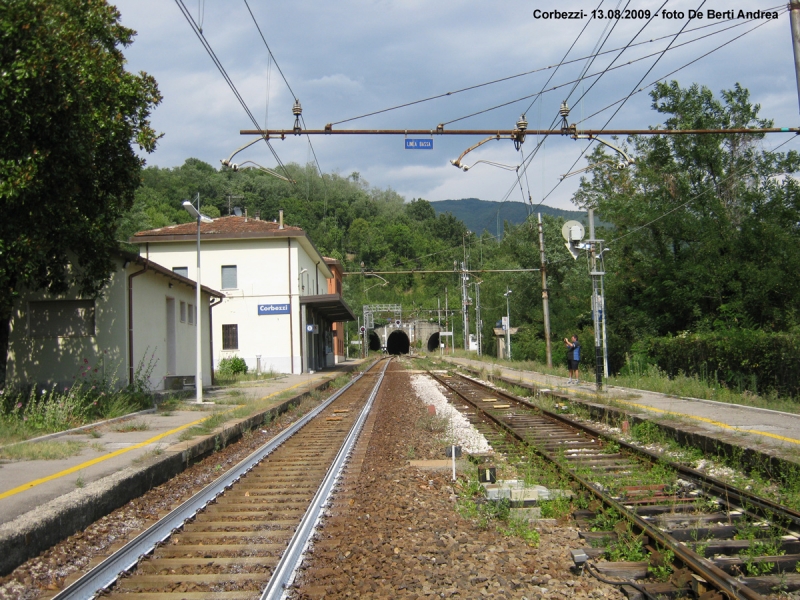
430;198;586;235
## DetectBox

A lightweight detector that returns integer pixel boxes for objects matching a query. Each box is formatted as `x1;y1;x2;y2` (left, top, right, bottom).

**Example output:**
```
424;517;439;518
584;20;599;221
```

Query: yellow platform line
0;375;333;502
610;398;800;446
0;414;212;501
505;368;800;447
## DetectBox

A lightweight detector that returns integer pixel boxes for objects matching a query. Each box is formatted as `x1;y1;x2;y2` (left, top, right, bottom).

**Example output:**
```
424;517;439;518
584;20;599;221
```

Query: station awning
300;293;356;322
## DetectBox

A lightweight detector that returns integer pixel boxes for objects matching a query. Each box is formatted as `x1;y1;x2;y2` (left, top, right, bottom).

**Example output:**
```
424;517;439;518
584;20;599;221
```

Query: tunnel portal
386;330;410;355
368;330;381;352
427;332;440;352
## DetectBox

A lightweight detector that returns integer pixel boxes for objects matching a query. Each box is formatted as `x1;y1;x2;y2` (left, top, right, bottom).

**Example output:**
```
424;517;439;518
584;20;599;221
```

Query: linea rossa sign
405;139;433;150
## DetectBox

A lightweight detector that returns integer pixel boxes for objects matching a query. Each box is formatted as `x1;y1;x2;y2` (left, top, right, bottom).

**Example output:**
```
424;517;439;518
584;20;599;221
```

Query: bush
218;356;248;376
630;330;800;397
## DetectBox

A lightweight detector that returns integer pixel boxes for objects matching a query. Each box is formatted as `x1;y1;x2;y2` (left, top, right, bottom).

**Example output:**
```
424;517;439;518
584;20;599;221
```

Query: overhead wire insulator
292;99;302;134
559;101;570;132
513;113;528;151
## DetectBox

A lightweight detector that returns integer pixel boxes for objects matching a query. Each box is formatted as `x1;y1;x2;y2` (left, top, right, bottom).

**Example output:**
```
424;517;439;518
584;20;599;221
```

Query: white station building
132;214;355;375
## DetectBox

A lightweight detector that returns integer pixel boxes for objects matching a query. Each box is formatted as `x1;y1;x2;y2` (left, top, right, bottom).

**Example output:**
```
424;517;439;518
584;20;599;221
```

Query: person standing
564;335;581;384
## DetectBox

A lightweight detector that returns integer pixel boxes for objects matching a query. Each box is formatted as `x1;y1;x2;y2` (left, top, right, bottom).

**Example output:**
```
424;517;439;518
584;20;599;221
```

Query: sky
113;1;799;210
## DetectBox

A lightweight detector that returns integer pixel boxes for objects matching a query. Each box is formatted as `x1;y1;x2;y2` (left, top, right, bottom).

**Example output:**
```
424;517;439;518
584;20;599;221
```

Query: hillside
430;198;585;234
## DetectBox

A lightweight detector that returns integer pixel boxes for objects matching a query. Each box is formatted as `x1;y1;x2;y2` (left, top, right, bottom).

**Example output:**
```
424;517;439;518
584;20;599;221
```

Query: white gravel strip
410;374;493;455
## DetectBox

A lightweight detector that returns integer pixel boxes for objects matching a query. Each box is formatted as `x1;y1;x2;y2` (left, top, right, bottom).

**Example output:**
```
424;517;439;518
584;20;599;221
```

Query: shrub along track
50;358;391;599
431;371;800;599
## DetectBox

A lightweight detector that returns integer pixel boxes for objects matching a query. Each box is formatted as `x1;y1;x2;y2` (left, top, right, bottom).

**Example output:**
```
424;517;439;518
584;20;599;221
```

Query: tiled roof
133;216;303;238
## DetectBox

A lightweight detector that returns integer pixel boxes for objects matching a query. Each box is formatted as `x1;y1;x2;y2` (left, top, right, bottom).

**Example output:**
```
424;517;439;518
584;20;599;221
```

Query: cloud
115;0;800;213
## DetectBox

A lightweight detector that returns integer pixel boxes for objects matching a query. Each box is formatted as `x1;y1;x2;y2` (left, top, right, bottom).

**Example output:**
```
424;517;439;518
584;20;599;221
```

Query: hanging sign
405;139;433;150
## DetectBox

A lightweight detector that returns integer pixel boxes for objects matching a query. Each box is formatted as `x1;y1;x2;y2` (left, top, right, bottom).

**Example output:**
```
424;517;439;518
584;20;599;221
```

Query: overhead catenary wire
174;0;293;182
512;7;774;211
242;0;327;188
443;10;758;128
325;9;780;128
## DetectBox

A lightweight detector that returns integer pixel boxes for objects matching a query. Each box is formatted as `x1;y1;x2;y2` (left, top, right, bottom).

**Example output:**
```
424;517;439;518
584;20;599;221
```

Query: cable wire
174;0;293;182
327;9;780;127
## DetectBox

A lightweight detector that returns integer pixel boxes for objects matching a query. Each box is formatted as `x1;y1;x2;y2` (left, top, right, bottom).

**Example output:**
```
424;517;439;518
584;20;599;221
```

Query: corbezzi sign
258;303;290;315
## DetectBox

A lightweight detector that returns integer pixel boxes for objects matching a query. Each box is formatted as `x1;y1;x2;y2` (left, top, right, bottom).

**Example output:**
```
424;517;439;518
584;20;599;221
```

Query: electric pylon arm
449;133;510;170
572;133;635;167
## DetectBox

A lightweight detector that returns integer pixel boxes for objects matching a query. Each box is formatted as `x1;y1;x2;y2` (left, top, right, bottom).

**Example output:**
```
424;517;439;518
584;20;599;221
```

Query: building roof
131;216;332;279
132;216;303;239
120;250;224;298
300;294;356;322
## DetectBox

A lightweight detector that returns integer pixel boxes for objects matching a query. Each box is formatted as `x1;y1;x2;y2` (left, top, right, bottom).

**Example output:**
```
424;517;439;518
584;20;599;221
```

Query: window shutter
221;265;237;289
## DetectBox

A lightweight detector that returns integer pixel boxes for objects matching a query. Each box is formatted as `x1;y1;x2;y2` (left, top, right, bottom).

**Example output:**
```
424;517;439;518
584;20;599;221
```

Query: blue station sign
258;303;290;315
405;139;433;150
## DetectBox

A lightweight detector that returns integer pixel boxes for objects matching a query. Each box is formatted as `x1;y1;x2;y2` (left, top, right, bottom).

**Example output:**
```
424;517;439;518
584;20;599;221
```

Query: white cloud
115;0;800;211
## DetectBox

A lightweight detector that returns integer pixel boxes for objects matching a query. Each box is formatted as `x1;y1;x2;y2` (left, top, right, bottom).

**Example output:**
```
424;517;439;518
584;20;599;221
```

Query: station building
4;252;222;391
132;214;355;375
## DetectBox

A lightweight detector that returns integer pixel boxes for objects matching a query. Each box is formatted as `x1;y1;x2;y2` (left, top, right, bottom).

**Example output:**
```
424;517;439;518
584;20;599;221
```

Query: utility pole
537;213;552;368
461;261;470;351
474;279;483;356
503;287;512;361
445;288;449;355
791;0;800;114
438;297;442;356
588;209;604;390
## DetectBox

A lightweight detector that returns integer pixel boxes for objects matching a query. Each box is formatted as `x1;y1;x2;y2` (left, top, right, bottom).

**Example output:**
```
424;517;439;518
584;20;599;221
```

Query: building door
166;297;176;375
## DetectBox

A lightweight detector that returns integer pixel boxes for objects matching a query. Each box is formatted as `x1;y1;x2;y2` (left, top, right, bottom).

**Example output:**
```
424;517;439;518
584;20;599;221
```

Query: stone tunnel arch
368;330;381;352
386;330;410;355
427;332;440;352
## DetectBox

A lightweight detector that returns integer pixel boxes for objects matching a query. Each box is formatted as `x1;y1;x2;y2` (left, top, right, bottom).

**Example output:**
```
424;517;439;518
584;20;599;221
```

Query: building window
29;300;95;338
180;301;186;323
221;265;237;289
188;304;195;325
173;267;189;278
222;324;238;350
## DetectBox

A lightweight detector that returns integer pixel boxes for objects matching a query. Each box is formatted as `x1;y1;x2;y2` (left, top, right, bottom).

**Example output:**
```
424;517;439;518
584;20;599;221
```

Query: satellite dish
233;207;243;217
561;220;585;242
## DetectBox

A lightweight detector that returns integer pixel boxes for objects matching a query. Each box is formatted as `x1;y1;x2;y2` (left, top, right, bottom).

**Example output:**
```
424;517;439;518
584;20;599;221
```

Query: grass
213;368;283;387
454;469;540;546
112;419;150;433
0;440;87;461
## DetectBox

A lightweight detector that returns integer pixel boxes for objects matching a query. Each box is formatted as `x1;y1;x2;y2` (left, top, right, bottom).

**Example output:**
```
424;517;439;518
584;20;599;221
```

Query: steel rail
431;372;764;600
261;358;391;599
53;359;382;600
454;371;800;531
242;127;800;137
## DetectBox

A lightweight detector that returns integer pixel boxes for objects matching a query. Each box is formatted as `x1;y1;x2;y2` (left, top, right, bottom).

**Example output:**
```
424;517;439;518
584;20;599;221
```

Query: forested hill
431;198;584;235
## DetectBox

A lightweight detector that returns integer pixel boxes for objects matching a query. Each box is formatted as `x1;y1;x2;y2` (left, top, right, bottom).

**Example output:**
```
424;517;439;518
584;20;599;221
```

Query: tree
0;0;161;384
573;81;800;353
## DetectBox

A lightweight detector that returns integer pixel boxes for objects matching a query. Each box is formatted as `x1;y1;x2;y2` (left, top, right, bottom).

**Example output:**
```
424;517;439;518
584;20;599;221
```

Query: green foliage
574;81;800;373
0;356;151;442
217;356;248;376
0;0;161;383
606;530;649;562
631;330;800;397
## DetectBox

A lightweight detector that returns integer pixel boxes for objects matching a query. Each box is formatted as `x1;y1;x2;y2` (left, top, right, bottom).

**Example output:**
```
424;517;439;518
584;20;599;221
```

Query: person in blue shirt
564;335;581;384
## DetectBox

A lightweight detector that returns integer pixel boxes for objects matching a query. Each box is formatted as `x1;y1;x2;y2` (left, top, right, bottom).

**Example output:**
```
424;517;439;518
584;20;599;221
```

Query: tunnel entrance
386;330;410;355
368;330;381;352
427;332;440;352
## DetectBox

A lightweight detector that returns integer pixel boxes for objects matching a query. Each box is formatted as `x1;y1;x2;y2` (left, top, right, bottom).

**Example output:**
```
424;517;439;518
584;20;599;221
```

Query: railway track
431;370;800;600
54;358;391;600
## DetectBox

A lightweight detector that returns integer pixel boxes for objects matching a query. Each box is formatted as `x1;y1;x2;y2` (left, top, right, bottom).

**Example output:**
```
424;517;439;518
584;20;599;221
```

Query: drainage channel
55;358;391;600
430;371;800;599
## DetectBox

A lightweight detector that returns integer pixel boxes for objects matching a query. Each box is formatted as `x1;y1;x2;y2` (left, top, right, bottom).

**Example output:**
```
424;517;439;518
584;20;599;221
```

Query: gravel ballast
291;363;624;599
